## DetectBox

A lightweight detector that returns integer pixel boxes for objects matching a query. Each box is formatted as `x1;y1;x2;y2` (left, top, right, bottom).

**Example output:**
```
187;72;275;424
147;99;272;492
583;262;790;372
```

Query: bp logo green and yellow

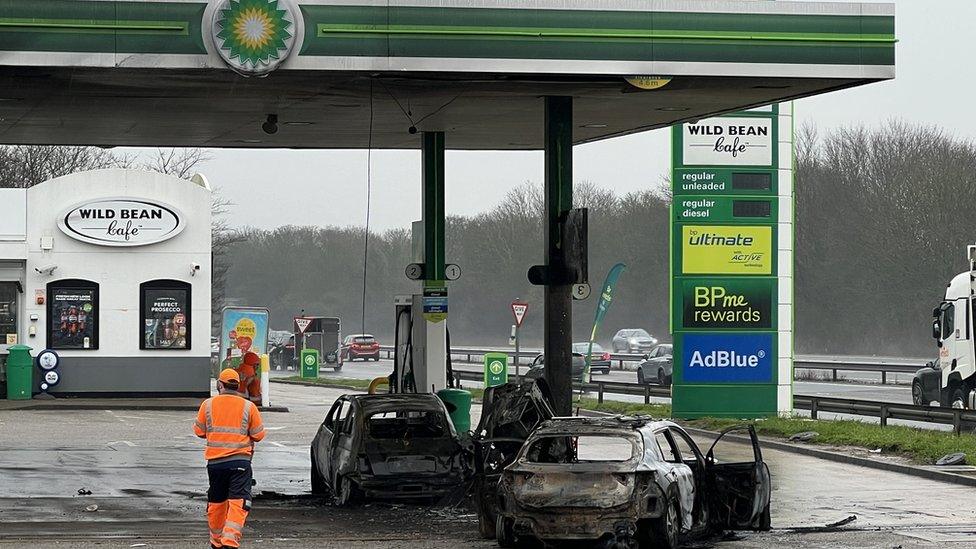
212;0;295;75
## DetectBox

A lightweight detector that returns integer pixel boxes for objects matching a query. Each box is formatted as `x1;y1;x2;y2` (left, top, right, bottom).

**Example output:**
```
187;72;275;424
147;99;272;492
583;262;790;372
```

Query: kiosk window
47;279;98;350
141;280;191;350
0;282;17;345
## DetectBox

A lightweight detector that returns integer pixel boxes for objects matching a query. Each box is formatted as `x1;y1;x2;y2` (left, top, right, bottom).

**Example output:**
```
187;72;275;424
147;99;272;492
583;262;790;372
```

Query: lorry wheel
495;516;516;548
912;381;926;407
951;386;967;409
648;492;680;549
310;450;328;495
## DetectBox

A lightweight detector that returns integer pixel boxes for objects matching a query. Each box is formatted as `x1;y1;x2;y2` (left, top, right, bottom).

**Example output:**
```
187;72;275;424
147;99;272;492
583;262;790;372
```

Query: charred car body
493;417;771;549
310;394;467;504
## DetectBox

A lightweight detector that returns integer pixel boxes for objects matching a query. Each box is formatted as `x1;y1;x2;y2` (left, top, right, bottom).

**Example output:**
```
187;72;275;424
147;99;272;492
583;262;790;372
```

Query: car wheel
912;380;926;407
334;476;362;506
637;369;646;384
334;364;343;372
478;510;496;539
310;449;328;495
649;491;680;549
495;516;516;548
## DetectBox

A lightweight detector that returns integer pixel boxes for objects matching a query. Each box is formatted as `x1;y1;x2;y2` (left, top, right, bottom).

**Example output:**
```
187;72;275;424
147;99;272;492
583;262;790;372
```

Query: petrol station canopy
0;0;895;150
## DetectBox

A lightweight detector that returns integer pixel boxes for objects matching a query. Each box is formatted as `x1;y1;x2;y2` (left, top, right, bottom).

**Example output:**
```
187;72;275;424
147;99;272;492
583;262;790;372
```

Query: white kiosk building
0;169;212;397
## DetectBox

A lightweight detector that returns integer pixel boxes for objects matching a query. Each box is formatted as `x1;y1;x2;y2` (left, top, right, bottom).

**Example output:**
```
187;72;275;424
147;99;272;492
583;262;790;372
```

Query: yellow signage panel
681;225;772;275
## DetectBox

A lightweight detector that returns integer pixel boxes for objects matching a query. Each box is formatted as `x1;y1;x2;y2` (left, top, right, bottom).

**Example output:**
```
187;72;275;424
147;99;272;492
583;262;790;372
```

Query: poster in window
143;288;189;349
50;288;96;349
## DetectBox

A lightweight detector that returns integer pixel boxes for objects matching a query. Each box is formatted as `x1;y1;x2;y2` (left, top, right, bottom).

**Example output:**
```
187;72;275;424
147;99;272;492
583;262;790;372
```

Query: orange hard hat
242;352;261;366
218;369;241;384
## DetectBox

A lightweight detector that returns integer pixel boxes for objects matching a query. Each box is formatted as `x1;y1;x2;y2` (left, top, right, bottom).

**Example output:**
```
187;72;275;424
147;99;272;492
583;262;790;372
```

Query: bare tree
142;148;212;179
0;145;129;188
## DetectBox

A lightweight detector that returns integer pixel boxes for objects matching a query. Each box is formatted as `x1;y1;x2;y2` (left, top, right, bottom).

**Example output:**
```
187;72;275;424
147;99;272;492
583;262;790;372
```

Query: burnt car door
314;398;345;482
330;401;358;483
472;381;555;538
703;426;771;531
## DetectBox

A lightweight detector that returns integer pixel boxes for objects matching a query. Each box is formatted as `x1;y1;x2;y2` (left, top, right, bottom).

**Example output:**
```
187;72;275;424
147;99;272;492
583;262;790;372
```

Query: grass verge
278;378;972;465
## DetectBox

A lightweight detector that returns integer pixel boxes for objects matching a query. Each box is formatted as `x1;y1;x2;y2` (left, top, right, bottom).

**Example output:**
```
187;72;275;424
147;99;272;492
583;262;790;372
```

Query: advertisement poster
143;288;189;349
681;225;772;275
50;288;96;349
681;333;774;384
220;307;270;370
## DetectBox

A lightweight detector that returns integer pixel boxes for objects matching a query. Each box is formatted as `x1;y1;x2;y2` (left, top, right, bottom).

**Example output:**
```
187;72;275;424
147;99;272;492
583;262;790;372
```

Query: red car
341;334;381;361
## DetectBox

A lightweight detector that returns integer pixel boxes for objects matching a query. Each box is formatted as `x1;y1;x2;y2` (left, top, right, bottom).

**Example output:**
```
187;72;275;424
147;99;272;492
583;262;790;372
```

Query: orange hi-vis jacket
194;393;266;462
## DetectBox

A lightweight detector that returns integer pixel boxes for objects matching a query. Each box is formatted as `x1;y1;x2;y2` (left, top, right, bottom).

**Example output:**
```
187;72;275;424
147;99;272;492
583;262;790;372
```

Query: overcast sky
122;0;967;233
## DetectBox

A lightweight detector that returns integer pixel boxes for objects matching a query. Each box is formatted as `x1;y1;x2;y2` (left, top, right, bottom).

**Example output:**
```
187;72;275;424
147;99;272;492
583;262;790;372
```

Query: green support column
422;131;446;280
543;96;574;416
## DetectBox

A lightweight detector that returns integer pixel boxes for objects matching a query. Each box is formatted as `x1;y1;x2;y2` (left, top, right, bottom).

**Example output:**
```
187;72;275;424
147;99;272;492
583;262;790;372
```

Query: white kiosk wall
25;169;212;395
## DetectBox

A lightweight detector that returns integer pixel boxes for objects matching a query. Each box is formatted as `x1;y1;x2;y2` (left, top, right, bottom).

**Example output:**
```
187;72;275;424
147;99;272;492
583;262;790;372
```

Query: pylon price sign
511;301;529;327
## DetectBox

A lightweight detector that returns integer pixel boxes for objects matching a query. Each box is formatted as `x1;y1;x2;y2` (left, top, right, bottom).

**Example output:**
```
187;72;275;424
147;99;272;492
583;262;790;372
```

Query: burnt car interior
367;410;448;440
525;435;635;464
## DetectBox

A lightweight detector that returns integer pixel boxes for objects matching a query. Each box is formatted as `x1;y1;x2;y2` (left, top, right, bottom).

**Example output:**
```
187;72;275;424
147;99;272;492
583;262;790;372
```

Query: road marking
268;442;287;448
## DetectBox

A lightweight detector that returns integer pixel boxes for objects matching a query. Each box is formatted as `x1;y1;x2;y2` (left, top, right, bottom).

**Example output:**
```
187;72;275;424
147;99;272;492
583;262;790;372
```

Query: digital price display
731;172;772;192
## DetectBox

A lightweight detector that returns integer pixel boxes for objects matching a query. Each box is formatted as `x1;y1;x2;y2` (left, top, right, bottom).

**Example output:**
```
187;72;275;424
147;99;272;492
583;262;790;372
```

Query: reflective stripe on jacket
194;394;266;461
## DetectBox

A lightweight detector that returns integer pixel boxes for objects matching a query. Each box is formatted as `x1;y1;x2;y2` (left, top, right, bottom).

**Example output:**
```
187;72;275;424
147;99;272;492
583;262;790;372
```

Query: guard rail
379;345;928;384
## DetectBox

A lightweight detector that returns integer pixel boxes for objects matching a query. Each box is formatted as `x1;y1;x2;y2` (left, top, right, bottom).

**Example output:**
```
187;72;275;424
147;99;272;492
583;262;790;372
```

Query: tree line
5;120;972;357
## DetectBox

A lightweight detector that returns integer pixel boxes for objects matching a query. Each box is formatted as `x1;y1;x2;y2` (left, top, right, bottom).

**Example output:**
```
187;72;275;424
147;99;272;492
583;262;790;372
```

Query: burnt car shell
495;417;771;547
311;394;467;503
472;381;555;538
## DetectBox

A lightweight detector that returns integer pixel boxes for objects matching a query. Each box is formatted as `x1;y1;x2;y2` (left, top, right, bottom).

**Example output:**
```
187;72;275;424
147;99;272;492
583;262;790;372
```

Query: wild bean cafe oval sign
57;198;186;247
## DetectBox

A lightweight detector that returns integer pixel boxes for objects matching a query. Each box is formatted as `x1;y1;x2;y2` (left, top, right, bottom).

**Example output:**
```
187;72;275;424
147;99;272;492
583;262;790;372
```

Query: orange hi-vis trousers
207;459;253;548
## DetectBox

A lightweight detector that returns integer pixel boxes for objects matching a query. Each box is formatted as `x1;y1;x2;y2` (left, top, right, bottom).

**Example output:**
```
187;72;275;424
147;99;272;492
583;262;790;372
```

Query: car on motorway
912;359;944;407
612;328;659;354
494;417;771;549
524;352;588;383
571;342;612;375
341;334;381;362
310;394;468;504
638;344;674;386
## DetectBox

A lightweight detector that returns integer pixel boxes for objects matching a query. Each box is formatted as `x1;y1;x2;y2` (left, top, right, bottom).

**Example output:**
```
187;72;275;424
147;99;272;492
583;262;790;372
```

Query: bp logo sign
212;0;296;76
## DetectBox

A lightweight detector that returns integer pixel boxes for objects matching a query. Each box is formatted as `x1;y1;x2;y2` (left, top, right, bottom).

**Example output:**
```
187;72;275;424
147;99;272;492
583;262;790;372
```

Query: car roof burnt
534;415;671;436
348;393;447;414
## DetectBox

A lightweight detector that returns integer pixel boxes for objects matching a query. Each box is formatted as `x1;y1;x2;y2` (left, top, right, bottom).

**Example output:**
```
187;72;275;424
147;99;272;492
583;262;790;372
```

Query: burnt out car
494;417;771;549
310;394;467;504
472;381;555;538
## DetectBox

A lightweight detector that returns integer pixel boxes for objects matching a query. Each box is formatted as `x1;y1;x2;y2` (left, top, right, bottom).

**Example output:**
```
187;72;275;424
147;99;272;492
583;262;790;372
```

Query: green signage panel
678;278;776;330
300;348;319;379
672;168;778;197
673;224;778;277
674;196;777;223
484;352;509;388
670;104;792;419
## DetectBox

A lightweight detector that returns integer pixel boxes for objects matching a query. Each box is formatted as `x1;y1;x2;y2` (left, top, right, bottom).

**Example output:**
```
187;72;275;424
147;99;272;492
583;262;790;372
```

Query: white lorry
918;246;976;408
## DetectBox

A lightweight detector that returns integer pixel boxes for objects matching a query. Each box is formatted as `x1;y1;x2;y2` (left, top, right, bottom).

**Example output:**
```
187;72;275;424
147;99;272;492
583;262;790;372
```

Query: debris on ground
824;515;857;529
789;431;819;442
77;488;92;496
85;504;99;512
935;452;966;466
